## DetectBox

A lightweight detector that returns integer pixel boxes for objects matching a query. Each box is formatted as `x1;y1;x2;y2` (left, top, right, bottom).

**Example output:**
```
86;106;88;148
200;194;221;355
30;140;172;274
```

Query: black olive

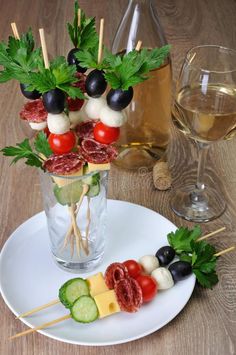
42;88;66;114
67;48;87;73
168;261;192;283
20;83;41;100
155;246;175;266
106;87;133;111
85;69;107;98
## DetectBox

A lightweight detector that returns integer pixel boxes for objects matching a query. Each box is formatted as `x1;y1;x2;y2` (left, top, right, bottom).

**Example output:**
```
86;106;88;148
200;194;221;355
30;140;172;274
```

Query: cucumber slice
71;295;99;323
83;173;100;197
54;180;83;205
87;182;100;197
59;278;90;309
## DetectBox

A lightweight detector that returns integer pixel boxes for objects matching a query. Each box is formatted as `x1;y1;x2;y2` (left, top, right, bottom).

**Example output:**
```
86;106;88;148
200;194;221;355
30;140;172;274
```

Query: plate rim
0;199;196;346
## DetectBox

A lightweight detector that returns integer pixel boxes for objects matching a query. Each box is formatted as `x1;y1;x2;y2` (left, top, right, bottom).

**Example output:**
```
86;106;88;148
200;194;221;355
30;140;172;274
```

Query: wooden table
0;0;236;354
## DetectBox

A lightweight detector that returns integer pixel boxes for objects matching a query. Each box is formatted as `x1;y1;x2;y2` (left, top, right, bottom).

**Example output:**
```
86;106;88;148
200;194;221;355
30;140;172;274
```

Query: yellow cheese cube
52;169;83;187
87;162;110;173
94;290;121;318
87;272;109;297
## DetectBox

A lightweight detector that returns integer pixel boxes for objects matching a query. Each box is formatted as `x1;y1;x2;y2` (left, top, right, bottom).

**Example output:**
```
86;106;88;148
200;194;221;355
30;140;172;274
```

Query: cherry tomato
48;131;76;154
136;275;158;303
94;122;120;144
123;260;142;279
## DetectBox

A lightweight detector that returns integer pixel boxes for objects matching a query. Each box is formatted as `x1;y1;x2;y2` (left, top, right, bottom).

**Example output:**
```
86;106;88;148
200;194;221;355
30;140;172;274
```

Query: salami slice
104;262;129;290
80;138;118;164
73;72;86;93
75;120;98;139
67;97;84;112
43;152;84;175
114;278;143;313
20;99;47;122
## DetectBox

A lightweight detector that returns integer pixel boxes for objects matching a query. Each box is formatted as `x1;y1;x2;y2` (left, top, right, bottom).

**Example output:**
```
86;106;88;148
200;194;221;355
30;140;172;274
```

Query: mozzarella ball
139;255;159;274
29;121;47;131
69;110;82;126
47;112;70;134
151;267;174;290
100;105;126;127
84;97;106;119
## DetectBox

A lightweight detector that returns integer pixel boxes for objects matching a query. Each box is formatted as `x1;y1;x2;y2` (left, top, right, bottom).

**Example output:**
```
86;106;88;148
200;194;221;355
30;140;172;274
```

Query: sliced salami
80;138;118;164
67;97;84;112
114;278;143;313
73;72;86;93
104;262;129;290
75;120;98;139
43;152;84;175
20;99;47;122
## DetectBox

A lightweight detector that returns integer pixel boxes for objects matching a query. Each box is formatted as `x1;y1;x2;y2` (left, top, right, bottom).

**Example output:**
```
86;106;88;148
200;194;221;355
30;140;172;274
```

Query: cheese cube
52;169;83;188
87;272;109;297
87;162;110;173
94;290;121;318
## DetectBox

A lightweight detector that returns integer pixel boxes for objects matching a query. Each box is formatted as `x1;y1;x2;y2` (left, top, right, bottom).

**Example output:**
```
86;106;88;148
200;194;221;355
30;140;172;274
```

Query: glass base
52;252;104;274
170;184;226;222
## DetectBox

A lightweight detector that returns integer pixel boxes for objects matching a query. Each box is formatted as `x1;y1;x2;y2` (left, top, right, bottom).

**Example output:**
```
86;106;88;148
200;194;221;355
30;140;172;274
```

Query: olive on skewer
85;69;107;98
67;48;87;73
42;88;66;114
106;87;133;111
20;83;41;100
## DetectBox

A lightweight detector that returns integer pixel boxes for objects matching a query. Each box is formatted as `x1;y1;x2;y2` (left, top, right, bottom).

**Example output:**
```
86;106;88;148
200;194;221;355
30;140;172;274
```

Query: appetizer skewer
14;226;233;320
10;239;235;340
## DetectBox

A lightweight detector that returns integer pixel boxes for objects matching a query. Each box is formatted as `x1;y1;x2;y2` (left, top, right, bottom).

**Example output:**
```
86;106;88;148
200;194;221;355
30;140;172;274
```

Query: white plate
0;200;195;346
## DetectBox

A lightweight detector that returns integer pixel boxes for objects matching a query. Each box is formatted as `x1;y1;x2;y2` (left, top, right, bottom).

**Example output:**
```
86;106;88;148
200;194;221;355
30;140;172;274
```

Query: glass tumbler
39;170;108;273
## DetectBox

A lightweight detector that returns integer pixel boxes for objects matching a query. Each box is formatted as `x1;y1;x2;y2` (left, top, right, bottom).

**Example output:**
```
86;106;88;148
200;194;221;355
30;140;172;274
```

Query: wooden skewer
16;299;60;319
97;18;104;64
135;40;142;51
10;314;71;340
214;246;235;257
11;22;20;40
39;28;50;69
78;8;81;27
198;227;226;241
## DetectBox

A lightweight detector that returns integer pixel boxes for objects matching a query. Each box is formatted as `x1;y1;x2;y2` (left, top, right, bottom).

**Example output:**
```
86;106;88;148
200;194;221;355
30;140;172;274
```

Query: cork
153;161;172;191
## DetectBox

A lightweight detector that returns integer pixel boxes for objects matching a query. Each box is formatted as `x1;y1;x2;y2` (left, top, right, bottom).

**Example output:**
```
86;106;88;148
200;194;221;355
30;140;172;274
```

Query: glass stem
196;142;209;191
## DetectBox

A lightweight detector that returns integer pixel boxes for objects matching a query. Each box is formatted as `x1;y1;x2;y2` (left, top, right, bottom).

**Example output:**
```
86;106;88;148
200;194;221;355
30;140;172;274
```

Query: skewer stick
11;23;20;40
214;246;235;257
10;314;71;340
78;8;81;27
85;197;91;250
198;227;226;241
135;40;142;51
97;18;104;64
16;299;60;319
39;28;50;69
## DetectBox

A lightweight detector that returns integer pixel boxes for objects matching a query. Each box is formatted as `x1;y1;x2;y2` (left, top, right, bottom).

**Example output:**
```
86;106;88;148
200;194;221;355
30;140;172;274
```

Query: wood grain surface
0;0;236;354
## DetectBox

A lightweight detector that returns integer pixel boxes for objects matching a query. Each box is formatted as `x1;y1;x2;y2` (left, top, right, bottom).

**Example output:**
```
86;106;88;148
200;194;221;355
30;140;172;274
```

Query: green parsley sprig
1;132;52;169
167;226;219;288
67;0;98;50
75;45;170;90
0;28;42;84
26;56;85;99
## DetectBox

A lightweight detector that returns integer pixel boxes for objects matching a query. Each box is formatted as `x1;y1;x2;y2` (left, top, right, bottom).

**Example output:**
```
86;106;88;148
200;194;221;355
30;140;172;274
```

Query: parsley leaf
167;225;202;254
26;56;85;98
67;0;98;49
34;132;52;158
1;139;43;168
193;269;218;289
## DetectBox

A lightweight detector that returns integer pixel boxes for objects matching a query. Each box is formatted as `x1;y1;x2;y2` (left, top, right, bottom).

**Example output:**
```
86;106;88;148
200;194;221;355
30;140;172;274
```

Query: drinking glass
171;45;236;222
39;170;108;273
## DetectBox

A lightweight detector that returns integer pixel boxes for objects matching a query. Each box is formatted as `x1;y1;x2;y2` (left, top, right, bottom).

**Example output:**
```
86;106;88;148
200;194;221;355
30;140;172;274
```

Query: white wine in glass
171;45;236;222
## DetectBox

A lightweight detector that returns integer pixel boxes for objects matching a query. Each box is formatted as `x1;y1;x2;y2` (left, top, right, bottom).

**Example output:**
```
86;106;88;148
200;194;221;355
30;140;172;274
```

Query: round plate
0;200;195;346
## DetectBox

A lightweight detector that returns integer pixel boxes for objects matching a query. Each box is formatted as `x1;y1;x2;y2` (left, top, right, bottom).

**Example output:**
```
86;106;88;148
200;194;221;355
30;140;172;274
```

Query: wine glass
171;45;236;222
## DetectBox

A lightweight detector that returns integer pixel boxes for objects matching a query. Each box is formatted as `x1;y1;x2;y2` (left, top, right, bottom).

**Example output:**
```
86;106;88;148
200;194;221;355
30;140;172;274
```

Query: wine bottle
112;0;172;170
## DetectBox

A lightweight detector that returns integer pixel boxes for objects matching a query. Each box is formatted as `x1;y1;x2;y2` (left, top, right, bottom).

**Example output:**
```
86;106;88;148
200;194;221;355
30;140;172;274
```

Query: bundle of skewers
0;1;170;258
9;226;235;339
